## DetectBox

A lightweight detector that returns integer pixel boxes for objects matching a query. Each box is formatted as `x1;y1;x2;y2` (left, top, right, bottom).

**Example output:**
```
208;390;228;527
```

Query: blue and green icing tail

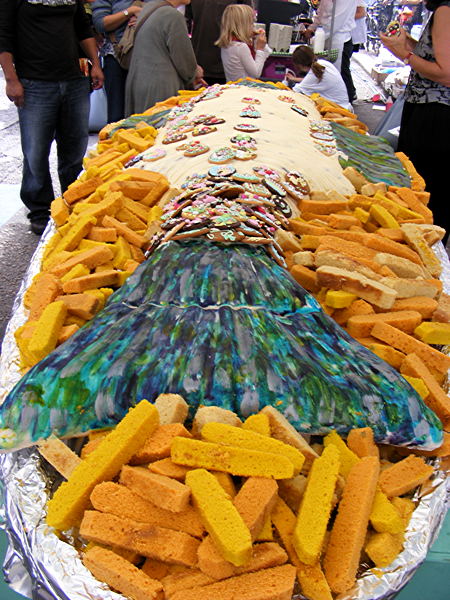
0;241;442;450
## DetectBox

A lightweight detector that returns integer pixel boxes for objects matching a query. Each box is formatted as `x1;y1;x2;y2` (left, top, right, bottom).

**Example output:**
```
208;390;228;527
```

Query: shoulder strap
134;0;170;38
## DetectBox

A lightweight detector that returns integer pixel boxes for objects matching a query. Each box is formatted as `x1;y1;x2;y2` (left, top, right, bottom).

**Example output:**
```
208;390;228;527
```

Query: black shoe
30;219;49;236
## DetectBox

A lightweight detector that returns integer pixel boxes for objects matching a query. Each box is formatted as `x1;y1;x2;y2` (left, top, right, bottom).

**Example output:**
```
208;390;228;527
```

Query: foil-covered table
0;231;448;600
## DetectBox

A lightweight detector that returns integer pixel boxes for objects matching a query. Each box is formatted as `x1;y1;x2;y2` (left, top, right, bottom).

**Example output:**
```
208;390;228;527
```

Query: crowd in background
0;0;448;243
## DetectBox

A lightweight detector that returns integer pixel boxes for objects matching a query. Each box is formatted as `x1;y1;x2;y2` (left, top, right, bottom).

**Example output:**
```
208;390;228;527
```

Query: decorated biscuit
208;147;236;164
208;164;236;178
183;141;210;157
240;106;261;118
234;123;260;132
291;105;309;117
192;125;217;136
142;147;167;162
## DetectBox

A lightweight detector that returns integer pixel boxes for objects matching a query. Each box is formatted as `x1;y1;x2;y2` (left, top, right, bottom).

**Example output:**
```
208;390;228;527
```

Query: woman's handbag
112;0;168;69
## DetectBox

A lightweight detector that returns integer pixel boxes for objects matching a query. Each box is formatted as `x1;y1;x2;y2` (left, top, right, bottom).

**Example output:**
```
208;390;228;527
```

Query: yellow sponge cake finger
201;422;305;475
46;400;159;530
293;445;340;565
171;437;295;479
185;468;252;567
323;457;379;594
83;545;163;600
271;497;332;600
323;431;359;479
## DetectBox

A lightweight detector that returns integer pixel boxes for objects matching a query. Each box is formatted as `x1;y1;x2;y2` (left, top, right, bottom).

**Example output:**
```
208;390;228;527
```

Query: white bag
88;88;108;133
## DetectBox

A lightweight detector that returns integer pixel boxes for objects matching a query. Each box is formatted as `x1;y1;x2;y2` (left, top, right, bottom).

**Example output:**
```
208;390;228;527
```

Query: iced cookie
234;123;260;132
208;147;235;164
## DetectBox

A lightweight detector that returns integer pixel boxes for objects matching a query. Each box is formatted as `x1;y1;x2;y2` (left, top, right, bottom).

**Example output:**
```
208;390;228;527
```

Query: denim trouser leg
55;78;90;193
19;79;57;221
103;54;128;123
18;77;90;221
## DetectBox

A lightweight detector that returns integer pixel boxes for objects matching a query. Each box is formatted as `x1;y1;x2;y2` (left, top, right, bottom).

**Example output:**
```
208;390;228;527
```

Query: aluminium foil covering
0;227;448;600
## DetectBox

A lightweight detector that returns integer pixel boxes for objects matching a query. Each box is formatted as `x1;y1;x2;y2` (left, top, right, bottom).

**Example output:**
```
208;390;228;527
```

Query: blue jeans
103;54;128;124
18;77;90;222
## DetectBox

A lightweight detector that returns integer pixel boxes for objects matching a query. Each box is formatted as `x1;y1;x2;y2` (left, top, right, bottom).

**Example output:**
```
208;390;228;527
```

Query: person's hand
129;5;142;17
303;28;314;41
5;78;24;108
90;64;104;90
380;28;410;61
128;15;138;26
193;65;207;89
254;28;267;51
285;73;302;83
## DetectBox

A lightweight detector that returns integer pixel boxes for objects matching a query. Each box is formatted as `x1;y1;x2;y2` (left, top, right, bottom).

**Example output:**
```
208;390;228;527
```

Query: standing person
352;0;367;53
0;0;103;236
286;45;353;110
125;0;205;116
186;0;254;86
216;4;271;82
92;0;146;123
380;0;450;244
304;0;358;71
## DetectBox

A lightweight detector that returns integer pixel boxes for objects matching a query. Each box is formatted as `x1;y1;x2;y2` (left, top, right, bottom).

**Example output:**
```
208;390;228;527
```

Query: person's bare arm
102;5;141;32
355;6;366;20
380;6;450;86
0;52;24;107
79;37;104;89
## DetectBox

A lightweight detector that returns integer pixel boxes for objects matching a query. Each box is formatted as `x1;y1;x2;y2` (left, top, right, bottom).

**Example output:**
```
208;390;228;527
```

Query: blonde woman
216;4;271;82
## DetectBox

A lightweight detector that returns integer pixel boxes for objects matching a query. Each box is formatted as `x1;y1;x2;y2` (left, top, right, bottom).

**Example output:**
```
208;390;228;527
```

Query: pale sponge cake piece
185;468;252;567
201;422;305;475
323;457;379;594
129;423;192;465
278;474;307;512
191;406;241;436
119;466;191;513
233;477;278;540
141;558;171;581
259;405;318;464
90;481;204;537
154;394;189;425
83;545;163;600
378;455;434;497
169;565;297;600
80;510;200;566
46;400;159;531
37;437;81;479
316;265;398;310
293;444;340;565
171;437;295;479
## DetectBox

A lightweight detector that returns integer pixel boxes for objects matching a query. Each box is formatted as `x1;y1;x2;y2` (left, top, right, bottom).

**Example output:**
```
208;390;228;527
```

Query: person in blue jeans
92;0;147;123
0;0;104;235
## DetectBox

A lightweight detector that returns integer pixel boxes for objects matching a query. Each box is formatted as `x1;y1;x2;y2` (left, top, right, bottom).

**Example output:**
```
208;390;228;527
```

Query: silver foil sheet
0;229;449;600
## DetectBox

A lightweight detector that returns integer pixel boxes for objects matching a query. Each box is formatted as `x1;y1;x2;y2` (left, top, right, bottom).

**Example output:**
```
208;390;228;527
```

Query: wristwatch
123;8;129;17
403;51;413;65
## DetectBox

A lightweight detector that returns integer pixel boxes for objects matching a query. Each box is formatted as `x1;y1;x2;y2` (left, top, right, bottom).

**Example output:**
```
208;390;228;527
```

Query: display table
0;513;449;599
